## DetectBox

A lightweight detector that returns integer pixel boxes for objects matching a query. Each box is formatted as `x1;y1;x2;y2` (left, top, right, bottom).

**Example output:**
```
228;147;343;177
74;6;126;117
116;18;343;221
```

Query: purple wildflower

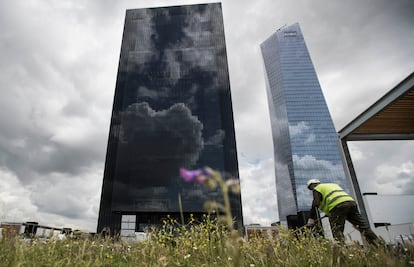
180;168;202;182
180;167;215;185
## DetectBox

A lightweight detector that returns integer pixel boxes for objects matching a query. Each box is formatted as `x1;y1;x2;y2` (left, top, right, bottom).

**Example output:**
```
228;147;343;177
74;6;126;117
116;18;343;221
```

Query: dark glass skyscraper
98;3;242;235
260;23;352;222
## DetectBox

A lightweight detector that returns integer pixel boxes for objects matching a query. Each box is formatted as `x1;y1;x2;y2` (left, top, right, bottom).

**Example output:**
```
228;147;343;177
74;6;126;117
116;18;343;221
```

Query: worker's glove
307;218;315;227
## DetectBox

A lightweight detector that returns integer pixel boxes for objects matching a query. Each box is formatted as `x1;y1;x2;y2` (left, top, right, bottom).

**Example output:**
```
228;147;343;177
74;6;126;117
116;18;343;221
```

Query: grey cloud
305;134;316;144
301;0;414;128
349;141;414;195
137;86;162;99
115;102;203;186
239;157;279;224
401;181;414;195
205;130;225;146
293;154;344;181
124;5;223;114
29;169;103;228
118;102;203;167
375;161;414;194
0;1;115;187
0;134;105;185
33;190;86;219
289;121;316;146
61;98;90;117
289;121;310;137
0;167;38;220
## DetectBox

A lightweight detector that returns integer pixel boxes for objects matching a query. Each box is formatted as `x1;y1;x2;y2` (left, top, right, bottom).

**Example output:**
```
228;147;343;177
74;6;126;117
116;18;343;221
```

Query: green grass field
1;217;413;267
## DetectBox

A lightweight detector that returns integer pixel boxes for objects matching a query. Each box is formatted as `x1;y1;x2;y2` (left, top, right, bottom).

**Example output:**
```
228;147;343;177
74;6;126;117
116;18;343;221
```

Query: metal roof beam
345;133;414;141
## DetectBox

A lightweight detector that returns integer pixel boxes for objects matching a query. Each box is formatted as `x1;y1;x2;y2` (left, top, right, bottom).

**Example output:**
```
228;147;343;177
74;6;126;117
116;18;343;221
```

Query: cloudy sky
1;0;413;232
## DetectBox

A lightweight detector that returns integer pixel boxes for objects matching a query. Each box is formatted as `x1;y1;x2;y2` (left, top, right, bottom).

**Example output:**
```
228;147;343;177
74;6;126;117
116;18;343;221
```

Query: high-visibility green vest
314;183;354;214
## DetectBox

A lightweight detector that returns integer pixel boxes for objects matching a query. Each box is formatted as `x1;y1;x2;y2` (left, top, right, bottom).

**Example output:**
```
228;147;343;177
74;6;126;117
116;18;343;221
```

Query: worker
306;179;378;245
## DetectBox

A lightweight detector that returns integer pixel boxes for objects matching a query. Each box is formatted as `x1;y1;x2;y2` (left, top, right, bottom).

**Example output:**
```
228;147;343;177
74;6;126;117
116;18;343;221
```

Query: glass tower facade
98;3;242;235
260;23;352;222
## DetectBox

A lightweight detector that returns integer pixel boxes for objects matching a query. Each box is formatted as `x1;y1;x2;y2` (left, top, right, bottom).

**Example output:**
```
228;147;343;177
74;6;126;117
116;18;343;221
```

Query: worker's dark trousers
328;201;378;245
